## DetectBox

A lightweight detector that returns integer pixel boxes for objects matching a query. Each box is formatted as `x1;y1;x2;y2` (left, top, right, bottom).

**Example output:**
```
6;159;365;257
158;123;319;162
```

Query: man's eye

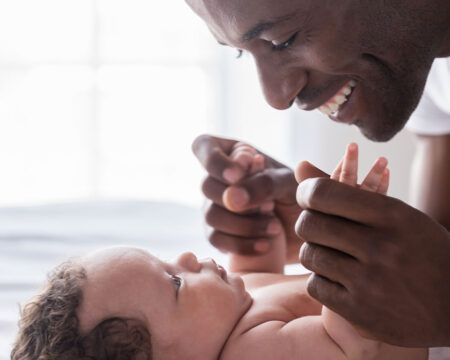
272;32;298;51
171;275;182;293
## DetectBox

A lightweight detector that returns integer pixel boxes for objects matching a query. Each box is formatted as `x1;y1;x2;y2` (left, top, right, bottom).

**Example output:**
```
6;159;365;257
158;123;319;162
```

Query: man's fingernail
267;219;281;235
228;187;249;209
254;241;269;253
223;168;241;184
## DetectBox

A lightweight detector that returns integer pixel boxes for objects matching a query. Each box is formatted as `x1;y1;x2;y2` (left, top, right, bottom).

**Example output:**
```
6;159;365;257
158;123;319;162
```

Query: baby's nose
176;252;201;272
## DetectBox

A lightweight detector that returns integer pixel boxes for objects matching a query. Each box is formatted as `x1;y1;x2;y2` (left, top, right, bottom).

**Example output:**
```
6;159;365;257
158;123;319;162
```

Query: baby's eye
171;275;182;293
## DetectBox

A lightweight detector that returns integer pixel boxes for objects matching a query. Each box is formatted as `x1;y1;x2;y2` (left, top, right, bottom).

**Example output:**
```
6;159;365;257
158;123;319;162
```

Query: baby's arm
225;142;287;274
224;144;426;360
324;143;426;358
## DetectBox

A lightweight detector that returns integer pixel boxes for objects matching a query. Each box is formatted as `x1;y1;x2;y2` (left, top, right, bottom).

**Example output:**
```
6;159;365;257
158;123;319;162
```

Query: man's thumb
295;161;329;184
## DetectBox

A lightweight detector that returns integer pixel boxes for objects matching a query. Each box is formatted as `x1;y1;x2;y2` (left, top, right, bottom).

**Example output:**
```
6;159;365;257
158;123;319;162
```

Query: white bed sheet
0;200;228;359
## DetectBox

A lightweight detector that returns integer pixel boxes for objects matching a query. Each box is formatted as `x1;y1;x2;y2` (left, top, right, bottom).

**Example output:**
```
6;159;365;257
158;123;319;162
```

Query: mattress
0;200;226;359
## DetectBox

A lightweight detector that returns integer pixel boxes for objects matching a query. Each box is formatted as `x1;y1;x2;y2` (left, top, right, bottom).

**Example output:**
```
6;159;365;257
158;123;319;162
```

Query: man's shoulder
406;57;450;135
428;347;450;360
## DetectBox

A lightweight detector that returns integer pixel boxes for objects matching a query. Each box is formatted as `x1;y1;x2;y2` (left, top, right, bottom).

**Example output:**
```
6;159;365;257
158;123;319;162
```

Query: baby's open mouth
318;80;356;116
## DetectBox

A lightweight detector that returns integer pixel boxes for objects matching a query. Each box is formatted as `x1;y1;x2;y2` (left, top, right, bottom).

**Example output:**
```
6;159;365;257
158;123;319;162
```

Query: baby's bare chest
240;274;322;327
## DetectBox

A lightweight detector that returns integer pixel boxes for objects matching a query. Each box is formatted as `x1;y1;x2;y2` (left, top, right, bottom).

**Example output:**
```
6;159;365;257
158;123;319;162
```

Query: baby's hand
330;142;390;194
229;142;265;176
227;142;275;213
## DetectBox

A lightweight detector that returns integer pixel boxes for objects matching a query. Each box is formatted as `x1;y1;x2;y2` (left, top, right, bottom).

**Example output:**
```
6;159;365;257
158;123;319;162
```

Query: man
187;0;450;355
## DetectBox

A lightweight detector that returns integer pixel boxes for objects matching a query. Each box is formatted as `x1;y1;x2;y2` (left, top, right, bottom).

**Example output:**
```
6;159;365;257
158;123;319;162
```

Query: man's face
187;0;446;141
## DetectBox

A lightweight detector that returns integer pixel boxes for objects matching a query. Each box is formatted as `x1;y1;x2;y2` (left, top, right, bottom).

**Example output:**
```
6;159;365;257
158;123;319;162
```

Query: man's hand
192;134;318;262
296;176;450;347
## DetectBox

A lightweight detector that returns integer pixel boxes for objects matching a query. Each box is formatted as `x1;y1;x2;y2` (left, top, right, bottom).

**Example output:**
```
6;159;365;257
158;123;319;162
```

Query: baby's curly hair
11;260;152;360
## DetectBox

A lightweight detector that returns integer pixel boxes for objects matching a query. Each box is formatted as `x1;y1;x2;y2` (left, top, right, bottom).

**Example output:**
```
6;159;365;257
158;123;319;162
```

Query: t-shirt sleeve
406;58;450;136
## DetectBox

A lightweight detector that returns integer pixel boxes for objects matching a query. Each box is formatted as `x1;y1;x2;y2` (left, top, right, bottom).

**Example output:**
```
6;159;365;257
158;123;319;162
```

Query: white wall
219;52;416;203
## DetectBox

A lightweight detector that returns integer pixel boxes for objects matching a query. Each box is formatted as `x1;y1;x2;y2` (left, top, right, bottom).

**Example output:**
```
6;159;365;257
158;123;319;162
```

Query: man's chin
356;116;406;142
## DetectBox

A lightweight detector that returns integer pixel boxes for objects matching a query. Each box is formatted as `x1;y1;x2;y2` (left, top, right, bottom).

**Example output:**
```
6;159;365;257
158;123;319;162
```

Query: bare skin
187;0;450;347
410;134;450;230
77;148;426;359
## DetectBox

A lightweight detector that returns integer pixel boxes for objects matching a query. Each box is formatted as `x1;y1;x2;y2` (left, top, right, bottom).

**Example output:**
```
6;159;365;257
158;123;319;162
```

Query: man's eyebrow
241;14;295;42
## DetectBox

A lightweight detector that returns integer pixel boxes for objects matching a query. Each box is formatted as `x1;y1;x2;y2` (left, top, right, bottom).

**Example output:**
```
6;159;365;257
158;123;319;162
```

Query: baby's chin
228;273;253;308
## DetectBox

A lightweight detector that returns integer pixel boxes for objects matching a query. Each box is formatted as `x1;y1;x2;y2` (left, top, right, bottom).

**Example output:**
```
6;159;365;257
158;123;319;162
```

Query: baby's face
77;247;252;359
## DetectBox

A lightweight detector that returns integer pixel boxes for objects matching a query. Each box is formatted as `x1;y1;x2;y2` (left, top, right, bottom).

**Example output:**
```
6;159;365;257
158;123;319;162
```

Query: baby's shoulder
219;274;323;360
241;273;321;321
221;319;292;360
220;311;328;360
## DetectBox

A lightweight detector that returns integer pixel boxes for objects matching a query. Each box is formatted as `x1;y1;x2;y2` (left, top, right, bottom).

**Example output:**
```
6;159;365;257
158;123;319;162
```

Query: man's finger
208;229;270;255
300;242;359;288
223;167;297;212
296;210;371;260
306;273;352;314
202;176;227;207
295;161;329;183
205;202;282;238
192;134;244;184
297;177;398;226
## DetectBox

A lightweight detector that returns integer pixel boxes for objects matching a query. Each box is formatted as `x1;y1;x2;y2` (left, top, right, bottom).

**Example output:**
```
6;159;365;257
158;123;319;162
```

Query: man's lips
295;79;355;111
318;80;356;116
295;80;358;124
330;82;360;124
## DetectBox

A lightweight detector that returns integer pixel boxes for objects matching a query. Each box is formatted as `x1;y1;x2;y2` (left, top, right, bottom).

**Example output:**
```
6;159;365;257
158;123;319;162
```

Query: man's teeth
318;80;356;116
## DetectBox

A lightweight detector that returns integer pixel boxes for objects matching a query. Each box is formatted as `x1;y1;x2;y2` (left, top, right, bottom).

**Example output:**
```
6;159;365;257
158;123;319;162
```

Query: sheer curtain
0;0;225;206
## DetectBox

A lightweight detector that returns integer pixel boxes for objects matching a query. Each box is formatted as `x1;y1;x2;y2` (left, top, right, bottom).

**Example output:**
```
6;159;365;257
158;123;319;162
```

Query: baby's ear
295;161;329;184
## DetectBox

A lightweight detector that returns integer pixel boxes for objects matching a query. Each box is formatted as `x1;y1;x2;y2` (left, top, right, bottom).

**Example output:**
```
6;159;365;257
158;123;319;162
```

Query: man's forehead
186;0;304;43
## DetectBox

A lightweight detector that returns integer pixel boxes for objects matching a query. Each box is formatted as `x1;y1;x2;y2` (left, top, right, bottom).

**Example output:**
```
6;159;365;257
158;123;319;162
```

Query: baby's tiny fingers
230;150;254;172
340;142;358;186
250;154;265;175
360;157;388;192
376;168;390;195
331;158;343;181
231;142;258;156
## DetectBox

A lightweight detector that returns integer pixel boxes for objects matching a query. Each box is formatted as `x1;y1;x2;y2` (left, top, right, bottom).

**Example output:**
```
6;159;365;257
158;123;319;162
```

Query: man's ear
295;161;329;184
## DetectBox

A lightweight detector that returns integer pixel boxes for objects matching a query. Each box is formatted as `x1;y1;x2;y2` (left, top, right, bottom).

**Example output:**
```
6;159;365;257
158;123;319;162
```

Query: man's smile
318;80;356;117
295;79;357;123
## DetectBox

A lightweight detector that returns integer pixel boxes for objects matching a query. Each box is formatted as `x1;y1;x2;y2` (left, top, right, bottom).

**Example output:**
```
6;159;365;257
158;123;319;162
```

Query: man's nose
176;252;201;272
255;58;307;110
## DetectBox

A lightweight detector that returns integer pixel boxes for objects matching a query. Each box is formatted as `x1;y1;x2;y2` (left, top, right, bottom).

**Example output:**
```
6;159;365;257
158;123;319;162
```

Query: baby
11;144;427;360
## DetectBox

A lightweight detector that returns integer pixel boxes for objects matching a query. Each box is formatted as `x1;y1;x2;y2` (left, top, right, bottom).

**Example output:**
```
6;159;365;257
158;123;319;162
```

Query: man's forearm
410;134;450;230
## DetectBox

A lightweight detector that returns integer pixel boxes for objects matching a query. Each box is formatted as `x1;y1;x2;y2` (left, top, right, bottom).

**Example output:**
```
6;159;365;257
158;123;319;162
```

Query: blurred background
0;0;416;357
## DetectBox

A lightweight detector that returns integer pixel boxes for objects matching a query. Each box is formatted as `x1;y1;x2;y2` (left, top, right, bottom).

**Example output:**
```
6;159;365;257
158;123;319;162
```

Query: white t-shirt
429;347;450;360
406;57;450;135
